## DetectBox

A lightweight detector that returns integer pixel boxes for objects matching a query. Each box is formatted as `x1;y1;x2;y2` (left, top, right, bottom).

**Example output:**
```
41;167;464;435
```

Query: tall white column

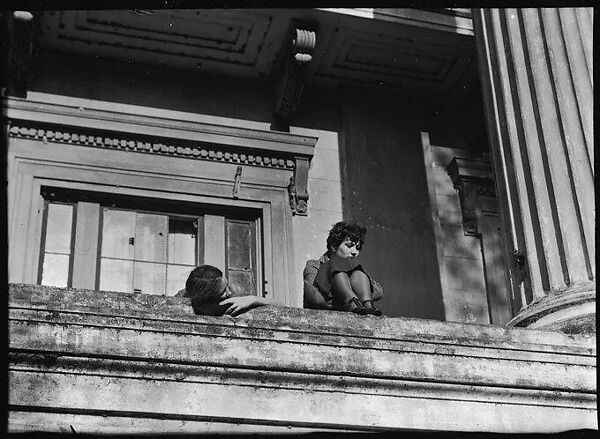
473;8;594;333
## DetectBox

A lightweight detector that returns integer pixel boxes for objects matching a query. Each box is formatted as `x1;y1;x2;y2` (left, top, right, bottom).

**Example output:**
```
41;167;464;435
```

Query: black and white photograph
2;4;595;436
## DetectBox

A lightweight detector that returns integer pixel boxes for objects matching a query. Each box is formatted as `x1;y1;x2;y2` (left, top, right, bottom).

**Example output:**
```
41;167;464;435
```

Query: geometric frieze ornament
5;96;317;215
8;120;315;215
446;156;496;237
4;11;34;98
271;23;317;132
7;122;297;170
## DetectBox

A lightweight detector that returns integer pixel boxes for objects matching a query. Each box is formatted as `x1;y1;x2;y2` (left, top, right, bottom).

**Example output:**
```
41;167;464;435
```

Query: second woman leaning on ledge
176;265;278;317
304;221;384;316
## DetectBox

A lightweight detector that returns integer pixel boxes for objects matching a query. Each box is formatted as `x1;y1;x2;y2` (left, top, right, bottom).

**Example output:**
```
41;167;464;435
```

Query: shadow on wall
339;87;445;320
30;50;340;133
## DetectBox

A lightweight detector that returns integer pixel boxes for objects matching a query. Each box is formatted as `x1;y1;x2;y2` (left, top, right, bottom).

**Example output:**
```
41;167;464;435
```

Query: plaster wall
27;51;344;306
25;50;487;319
424;143;491;324
290;88;344;298
339;87;445;320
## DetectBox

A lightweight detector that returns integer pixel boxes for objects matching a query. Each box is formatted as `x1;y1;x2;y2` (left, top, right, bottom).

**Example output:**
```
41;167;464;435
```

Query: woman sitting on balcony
303;221;384;315
177;265;276;317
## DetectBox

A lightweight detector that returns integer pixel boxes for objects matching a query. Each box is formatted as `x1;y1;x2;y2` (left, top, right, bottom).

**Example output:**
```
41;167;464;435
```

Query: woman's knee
331;272;353;296
332;271;351;284
350;269;369;283
350;270;371;294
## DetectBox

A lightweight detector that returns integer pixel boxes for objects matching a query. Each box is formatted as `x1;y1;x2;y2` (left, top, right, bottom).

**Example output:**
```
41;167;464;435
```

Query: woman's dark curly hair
326;221;367;253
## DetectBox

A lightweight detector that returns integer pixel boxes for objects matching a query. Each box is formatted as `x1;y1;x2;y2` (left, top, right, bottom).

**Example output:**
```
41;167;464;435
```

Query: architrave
5;95;316;216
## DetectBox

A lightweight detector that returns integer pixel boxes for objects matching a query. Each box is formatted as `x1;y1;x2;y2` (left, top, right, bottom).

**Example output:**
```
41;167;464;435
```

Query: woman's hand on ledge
219;296;275;317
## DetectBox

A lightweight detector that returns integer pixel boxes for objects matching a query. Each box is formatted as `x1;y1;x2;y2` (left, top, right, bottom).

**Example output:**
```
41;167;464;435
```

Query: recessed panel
38;10;272;75
314;26;474;94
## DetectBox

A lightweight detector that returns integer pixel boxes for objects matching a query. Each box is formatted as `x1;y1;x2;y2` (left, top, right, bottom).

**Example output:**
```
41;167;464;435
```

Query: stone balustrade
8;283;596;433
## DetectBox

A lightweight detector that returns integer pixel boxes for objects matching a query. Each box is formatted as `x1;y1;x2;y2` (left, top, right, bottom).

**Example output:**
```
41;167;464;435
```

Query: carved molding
8;121;296;170
9;120;313;214
272;24;317;130
6;97;316;213
5;11;34;98
40;10;271;74
288;156;310;216
5;97;317;156
447;157;496;236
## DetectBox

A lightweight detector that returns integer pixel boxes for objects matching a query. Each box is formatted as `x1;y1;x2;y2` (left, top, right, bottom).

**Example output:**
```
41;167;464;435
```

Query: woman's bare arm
219;296;279;317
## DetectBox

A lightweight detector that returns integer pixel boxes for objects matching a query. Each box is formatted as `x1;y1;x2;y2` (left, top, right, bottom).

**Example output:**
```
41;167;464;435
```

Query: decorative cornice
8;117;316;214
5;96;317;213
8;121;296;170
4;97;317;154
447;157;495;192
446;156;496;236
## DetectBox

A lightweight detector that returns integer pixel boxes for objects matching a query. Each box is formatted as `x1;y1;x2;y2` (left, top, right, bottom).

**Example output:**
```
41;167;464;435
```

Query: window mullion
196;216;204;266
255;218;263;297
71;202;101;290
204;215;226;271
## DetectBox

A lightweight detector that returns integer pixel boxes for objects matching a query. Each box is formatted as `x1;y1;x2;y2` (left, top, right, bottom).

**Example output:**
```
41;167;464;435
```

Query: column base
507;282;596;334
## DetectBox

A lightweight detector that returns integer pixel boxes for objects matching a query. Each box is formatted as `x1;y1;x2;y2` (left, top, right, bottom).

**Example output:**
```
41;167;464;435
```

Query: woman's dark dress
314;253;365;295
303;253;384;310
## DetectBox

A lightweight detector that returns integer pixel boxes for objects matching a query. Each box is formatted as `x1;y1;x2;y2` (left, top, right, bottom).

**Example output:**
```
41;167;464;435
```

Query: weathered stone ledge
8;284;597;433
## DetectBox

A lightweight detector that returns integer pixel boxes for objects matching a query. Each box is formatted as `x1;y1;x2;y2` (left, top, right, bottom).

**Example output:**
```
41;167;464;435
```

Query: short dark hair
326;221;367;253
185;265;224;303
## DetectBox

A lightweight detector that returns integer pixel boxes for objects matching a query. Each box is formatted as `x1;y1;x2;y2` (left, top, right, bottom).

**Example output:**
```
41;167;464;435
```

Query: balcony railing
8;283;597;433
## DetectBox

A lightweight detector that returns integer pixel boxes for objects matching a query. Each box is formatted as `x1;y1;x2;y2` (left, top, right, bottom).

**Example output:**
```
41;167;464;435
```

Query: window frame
224;217;260;298
11;172;280;300
7;94;314;306
97;207;199;296
36;185;265;297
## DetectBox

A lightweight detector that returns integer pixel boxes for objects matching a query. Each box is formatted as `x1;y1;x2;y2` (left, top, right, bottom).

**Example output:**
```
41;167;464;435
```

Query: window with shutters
38;187;262;297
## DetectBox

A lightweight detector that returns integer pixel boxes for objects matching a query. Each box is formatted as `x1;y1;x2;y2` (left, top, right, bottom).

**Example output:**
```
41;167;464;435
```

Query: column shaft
473;8;595;332
559;8;594;163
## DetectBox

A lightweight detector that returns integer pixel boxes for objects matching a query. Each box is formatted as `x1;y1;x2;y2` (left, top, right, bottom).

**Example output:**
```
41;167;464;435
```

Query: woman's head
185;265;232;304
326;221;366;257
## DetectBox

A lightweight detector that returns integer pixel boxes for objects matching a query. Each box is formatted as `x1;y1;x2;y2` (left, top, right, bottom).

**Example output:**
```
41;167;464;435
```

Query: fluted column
473;8;594;333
